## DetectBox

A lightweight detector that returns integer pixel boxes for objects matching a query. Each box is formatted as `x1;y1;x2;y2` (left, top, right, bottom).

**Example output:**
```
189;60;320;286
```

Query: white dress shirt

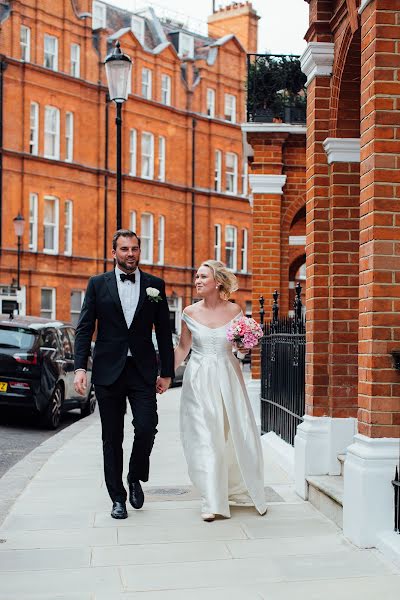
115;266;140;356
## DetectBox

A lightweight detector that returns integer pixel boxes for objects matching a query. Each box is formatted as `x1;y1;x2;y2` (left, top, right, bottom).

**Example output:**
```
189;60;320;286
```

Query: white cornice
359;0;373;14
300;42;335;87
323;138;360;163
241;123;306;135
248;174;287;195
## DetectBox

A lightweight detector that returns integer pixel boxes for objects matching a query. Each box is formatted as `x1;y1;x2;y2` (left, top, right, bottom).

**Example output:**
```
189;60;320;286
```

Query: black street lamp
13;212;25;291
104;41;132;230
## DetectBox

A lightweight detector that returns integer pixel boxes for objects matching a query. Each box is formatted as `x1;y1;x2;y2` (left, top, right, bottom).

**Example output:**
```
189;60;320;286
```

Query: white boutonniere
146;287;162;303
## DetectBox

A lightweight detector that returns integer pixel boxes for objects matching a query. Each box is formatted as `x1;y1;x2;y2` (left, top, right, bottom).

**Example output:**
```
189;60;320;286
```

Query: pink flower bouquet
226;316;263;359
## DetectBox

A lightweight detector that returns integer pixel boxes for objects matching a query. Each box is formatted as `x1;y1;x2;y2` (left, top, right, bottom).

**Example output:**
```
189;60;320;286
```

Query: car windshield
0;326;37;350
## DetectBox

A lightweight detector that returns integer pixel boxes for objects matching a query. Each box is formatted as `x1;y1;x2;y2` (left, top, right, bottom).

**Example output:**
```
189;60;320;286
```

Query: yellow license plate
0;382;8;392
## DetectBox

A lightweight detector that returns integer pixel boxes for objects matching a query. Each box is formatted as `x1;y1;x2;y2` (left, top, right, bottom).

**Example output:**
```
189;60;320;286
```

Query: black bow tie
120;272;136;283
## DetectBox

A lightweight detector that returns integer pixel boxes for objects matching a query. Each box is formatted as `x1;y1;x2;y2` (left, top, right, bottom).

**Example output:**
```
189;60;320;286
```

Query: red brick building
295;0;400;552
0;0;259;329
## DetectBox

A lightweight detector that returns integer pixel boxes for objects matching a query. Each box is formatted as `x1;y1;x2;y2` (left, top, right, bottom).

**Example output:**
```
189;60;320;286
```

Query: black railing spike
259;295;265;326
272;289;279;322
294;282;303;323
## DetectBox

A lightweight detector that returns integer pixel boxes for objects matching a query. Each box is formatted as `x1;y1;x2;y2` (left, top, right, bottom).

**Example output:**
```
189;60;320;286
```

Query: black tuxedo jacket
74;269;174;386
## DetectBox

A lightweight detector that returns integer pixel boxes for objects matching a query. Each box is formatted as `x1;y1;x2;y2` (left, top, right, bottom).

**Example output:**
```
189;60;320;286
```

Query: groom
74;229;174;519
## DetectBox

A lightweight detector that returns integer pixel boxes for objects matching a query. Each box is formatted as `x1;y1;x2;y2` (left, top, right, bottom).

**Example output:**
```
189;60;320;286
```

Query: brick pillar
323;139;361;419
343;0;400;548
247;133;288;380
300;43;335;418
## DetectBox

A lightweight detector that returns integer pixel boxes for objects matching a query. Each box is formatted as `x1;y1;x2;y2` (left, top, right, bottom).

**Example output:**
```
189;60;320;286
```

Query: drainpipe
191;117;196;301
0;57;7;258
103;94;109;272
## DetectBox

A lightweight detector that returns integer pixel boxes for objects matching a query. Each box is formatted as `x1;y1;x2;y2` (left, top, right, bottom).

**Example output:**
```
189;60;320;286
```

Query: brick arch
280;195;306;315
329;25;361;138
289;252;306;281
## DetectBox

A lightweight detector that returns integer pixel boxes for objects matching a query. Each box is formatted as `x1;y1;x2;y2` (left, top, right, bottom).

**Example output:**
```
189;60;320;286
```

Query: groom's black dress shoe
127;478;144;509
111;501;128;519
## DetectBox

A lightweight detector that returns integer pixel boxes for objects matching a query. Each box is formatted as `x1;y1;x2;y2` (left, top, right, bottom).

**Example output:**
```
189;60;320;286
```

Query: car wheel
42;383;63;429
81;384;96;418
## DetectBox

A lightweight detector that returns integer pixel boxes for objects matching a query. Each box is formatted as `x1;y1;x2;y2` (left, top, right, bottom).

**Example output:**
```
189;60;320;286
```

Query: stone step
306;474;344;529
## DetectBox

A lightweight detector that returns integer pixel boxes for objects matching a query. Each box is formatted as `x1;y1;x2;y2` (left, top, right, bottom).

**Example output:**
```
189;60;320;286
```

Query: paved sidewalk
0;386;399;599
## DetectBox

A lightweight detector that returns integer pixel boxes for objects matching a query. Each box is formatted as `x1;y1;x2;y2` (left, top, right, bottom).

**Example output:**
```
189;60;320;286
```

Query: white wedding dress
180;312;267;517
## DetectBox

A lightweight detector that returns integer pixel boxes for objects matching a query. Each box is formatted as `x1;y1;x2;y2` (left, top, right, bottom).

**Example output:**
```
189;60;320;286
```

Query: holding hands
156;376;171;395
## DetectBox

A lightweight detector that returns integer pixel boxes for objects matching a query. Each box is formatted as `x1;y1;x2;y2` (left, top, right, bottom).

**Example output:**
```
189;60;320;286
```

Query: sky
107;0;309;56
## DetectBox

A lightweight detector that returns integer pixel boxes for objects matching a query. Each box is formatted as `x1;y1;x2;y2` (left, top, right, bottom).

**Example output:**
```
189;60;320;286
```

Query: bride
174;260;267;521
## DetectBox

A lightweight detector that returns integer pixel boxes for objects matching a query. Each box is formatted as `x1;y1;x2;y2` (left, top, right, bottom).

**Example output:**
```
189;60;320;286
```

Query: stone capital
300;42;335;87
323;138;360;164
248;174;287;195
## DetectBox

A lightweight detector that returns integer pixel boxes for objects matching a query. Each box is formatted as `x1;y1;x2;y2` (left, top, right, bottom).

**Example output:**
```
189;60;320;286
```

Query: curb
0;411;99;526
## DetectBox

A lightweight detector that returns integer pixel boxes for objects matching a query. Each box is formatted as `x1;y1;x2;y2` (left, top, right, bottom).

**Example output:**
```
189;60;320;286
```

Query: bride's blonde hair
201;260;238;300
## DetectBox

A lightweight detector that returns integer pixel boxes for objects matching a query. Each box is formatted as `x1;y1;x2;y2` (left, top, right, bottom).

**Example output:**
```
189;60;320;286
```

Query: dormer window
132;15;145;45
92;1;106;30
179;33;194;59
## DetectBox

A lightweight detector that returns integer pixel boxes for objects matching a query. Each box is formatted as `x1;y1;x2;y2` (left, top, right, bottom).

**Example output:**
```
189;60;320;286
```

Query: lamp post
13;213;25;291
104;41;132;230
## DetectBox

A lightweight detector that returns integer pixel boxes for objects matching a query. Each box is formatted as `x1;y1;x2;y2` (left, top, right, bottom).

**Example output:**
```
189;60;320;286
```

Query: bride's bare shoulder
226;301;242;318
183;302;202;317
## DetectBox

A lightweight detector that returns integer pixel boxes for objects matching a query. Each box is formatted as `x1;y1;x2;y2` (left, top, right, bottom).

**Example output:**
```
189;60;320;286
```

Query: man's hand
156;376;171;395
74;370;87;396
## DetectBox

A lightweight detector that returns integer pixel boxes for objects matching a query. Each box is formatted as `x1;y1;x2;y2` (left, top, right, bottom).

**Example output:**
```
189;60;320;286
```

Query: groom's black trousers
94;357;158;503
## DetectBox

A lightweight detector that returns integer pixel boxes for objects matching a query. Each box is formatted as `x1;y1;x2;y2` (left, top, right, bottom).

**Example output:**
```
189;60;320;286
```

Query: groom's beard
116;256;139;273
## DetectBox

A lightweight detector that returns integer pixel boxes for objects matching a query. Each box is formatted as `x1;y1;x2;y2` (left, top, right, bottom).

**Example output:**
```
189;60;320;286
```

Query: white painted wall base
261;430;294;479
246;378;261;432
343;434;399;548
294;416;357;499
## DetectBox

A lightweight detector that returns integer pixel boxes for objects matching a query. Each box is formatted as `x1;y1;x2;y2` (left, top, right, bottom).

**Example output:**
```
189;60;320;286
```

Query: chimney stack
207;2;260;54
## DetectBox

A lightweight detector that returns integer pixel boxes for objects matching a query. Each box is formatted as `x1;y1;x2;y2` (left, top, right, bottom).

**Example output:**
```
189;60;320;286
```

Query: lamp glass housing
105;58;132;103
13;214;25;238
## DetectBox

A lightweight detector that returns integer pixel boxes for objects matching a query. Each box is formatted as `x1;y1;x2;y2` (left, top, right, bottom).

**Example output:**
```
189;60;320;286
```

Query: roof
0;315;71;329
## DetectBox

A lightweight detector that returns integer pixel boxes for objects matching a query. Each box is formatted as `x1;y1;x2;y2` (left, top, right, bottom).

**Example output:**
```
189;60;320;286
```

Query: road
0;409;83;479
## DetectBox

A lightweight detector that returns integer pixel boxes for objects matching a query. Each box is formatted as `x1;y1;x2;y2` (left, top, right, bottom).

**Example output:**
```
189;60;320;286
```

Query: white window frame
92;1;106;29
44;106;60;160
129;210;137;233
70;290;84;327
214;224;221;261
129;129;137;176
64;200;73;256
161;74;171;106
70;43;80;78
158;215;165;265
29;192;38;252
41;288;56;319
240;228;248;273
65;112;74;162
214;149;222;192
140;213;154;264
224;93;236;123
29;102;39;155
44;34;58;71
43;196;59;254
179;32;194;58
225;152;238;194
158;136;166;182
206;88;215;118
141;132;154;179
131;15;145;44
225;225;237;271
20;25;31;62
242;160;248;196
141;68;152;100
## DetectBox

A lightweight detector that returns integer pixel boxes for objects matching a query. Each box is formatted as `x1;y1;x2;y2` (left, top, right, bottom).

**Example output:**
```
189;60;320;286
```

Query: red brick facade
0;0;256;328
302;0;400;439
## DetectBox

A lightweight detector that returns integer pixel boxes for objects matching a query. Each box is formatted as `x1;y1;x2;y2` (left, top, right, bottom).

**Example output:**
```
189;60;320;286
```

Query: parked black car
0;314;96;429
152;331;187;386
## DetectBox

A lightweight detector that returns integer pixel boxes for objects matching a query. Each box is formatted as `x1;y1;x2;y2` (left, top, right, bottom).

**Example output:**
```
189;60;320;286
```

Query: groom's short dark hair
112;229;141;250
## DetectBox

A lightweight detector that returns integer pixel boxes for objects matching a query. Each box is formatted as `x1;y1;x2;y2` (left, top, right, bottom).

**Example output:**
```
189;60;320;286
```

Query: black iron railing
394;463;400;533
260;284;305;445
247;54;307;124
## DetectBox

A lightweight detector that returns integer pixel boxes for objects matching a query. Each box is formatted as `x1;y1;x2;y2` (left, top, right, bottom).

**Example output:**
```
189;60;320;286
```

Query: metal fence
246;53;307;124
260;285;305;446
394;463;400;533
